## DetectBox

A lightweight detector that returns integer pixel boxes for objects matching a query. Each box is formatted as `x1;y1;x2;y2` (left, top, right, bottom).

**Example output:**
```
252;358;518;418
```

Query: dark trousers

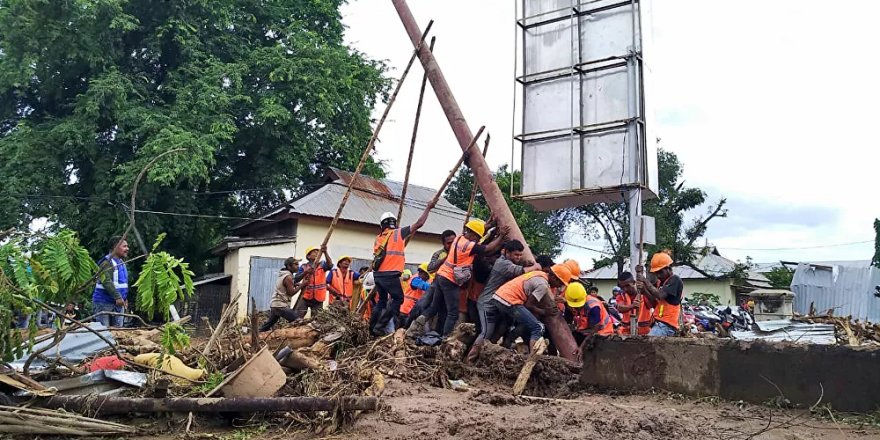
413;282;446;332
293;298;322;319
369;273;404;334
493;299;544;342
423;276;464;336
259;307;299;332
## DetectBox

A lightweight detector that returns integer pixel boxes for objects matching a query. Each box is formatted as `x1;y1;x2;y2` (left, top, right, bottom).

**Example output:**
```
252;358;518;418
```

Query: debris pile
793;313;880;346
1;303;580;437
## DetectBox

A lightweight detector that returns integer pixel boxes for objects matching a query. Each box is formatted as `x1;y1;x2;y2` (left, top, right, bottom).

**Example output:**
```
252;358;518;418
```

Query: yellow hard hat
565;282;587;308
337;255;351;263
465;219;486;238
550;264;571;287
418;263;429;273
304;247;320;259
650;252;673;273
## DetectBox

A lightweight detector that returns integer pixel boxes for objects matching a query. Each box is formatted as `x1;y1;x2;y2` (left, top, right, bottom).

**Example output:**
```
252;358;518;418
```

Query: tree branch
684;198;727;250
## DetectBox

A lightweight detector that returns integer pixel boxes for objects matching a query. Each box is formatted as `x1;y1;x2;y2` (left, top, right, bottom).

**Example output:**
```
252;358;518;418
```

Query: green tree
765;266;795;289
0;0;389;271
873;219;880;268
444;165;571;258
579;149;727;273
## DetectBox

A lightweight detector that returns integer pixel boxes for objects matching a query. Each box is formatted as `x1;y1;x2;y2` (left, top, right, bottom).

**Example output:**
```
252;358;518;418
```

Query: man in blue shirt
92;236;130;328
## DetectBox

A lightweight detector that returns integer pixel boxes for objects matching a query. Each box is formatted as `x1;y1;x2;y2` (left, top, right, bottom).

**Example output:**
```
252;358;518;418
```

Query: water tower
516;0;658;269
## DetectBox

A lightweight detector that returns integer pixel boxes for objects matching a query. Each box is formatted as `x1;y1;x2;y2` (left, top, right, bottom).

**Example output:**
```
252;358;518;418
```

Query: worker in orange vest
637;252;684;337
562;282;614;345
410;219;508;337
369;210;431;336
327;256;360;303
615;271;653;335
490;264;571;353
400;263;431;328
295;245;334;317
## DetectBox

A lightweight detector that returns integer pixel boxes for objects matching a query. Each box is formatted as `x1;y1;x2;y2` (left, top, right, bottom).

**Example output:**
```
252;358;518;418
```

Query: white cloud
342;0;880;267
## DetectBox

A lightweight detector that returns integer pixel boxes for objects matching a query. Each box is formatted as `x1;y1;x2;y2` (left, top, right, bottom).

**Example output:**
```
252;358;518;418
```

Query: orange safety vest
302;264;328;302
401;282;427;315
494;271;548;306
586;297;614;336
616;292;653;335
653;277;682;329
329;268;354;300
437;236;477;284
374;228;407;272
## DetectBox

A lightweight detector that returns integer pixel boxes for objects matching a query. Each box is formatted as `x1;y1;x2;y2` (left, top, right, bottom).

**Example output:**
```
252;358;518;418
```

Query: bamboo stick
464;133;491;225
398;36;437;222
356;126;485;316
314;21;435;266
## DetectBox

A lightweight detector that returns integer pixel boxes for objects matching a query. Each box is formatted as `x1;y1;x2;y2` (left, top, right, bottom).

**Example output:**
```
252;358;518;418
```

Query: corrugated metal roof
731;320;836;344
233;168;468;237
286;181;467;236
791;263;880;322
10;323;115;371
586;250;773;287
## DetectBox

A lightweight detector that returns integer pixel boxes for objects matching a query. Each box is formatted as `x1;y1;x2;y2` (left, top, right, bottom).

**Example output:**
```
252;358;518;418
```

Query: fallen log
28;396;380;415
255;326;320;349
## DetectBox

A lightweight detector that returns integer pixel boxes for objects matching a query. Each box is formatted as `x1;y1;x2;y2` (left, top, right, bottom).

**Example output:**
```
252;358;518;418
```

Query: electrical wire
719;240;873;252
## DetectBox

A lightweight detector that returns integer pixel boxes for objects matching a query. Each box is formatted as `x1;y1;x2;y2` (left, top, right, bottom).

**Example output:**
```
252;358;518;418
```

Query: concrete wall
582;337;880;412
590;279;736;305
225;242;296;319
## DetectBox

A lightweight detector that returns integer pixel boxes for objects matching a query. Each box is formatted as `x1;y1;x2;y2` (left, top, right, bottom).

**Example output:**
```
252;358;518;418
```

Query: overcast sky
341;0;880;268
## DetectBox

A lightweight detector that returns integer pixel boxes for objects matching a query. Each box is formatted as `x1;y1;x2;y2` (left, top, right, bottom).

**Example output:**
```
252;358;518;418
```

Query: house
584;247;772;306
789;260;880;322
210;168;468;318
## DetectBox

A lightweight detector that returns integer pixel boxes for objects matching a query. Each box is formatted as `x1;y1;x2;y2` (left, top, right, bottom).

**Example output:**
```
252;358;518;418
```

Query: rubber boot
406;315;426;339
528;337;546;355
372;308;395;336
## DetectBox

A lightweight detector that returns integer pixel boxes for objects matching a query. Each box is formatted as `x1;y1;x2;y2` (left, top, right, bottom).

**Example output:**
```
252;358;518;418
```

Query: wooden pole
29;396;380;415
512;337;547;396
464;133;490;225
355;126;485;316
314;20;434;266
202;291;242;356
397;36;437;222
631;217;644;336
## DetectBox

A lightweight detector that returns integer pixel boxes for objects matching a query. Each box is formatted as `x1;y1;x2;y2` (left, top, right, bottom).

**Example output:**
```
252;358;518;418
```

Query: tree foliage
578;149;727;272
444;165;572;258
766;266;795;289
0;229;98;361
0;0;389;272
873;219;880;269
134;233;194;321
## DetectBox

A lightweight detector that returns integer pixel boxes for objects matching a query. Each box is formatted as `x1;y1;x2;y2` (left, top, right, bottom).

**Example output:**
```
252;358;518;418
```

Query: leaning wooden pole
391;1;579;363
464;133;490;225
355;126;485;316
314;20;434;267
398;36;437;222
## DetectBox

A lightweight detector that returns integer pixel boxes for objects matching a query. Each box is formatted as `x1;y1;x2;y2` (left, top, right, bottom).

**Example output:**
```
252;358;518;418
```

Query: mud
350;381;880;440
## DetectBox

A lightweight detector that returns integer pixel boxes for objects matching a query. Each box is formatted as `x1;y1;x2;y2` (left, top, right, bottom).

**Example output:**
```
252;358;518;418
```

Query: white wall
226;242;296;319
224;217;447;320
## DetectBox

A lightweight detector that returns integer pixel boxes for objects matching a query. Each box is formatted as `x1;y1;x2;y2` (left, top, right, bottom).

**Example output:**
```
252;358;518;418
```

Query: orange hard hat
550;264;571;287
650;252;673;273
563;259;581;281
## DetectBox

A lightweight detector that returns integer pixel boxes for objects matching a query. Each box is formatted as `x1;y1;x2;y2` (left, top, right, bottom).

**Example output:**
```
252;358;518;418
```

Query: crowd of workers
260;209;685;357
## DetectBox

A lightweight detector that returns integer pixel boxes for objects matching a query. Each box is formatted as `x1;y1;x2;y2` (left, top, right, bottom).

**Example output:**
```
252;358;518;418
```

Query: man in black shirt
637;252;684;337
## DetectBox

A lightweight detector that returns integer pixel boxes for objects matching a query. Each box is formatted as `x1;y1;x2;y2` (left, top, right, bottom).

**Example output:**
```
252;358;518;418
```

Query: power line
721;240;873;251
132;209;275;222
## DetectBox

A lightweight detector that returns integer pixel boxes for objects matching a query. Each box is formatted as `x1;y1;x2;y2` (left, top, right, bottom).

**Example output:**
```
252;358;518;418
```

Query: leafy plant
134;233;195;321
0;229;97;361
690;292;721;307
159;323;191;356
765;266;795;289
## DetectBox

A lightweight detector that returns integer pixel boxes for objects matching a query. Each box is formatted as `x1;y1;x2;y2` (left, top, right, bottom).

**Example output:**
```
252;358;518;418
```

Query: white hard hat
380;212;396;223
